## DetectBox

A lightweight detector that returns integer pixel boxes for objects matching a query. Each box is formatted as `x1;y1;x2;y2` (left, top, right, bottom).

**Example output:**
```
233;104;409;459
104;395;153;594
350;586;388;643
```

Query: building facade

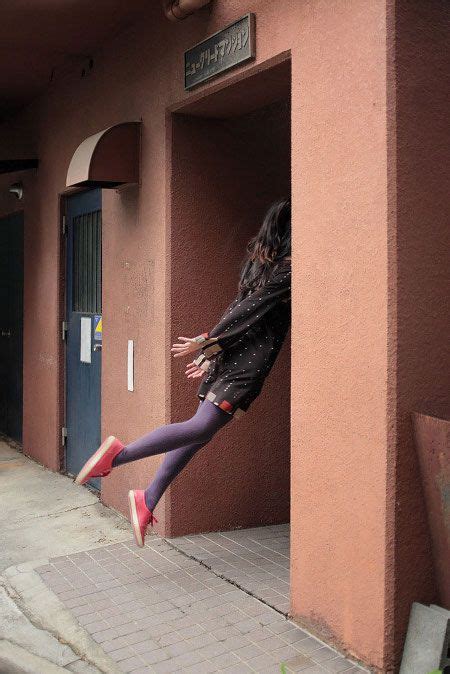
0;1;448;671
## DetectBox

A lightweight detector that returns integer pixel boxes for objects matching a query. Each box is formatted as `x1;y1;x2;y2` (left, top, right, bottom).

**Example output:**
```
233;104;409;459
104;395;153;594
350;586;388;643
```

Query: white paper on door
80;317;92;363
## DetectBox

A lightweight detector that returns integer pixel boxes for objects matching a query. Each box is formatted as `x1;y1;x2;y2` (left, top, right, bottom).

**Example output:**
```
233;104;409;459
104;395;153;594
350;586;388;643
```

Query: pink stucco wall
0;0;448;670
389;0;450;660
290;3;392;667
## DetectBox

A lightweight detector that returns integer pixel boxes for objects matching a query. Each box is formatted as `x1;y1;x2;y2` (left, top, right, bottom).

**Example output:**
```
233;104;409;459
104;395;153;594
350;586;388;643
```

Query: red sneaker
75;436;124;486
128;489;158;547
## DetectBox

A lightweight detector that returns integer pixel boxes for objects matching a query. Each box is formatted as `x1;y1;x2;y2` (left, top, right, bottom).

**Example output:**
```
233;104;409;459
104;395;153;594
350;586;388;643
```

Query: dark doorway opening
168;56;291;546
0;212;24;442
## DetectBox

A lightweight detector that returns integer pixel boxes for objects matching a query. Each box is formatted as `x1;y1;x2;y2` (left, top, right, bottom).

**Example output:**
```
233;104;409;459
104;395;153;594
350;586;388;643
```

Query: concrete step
400;602;450;674
429;604;450;619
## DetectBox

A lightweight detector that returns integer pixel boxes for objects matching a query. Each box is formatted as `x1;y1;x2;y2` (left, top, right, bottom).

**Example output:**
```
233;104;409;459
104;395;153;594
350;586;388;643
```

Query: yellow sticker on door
94;315;102;341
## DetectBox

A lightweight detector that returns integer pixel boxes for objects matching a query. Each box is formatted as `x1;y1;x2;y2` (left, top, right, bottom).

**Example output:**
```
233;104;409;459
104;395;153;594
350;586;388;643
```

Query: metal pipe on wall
162;0;212;21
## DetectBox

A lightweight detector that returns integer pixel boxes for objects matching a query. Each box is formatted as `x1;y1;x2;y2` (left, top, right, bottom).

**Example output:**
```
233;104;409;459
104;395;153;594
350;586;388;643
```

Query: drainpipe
163;0;212;21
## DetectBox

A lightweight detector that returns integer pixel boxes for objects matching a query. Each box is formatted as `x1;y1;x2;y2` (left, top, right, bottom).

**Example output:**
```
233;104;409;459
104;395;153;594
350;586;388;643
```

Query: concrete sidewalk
0;439;367;673
0;438;131;673
0;440;130;572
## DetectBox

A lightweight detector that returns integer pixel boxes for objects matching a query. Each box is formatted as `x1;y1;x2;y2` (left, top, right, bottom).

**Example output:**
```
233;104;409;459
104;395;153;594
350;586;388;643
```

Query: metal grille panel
72;210;102;313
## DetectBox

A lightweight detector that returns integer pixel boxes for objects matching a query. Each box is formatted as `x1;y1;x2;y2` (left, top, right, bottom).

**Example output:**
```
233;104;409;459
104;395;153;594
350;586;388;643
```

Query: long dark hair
236;198;291;300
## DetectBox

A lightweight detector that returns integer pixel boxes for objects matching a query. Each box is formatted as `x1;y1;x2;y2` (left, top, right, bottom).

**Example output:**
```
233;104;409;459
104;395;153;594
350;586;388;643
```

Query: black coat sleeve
198;263;291;358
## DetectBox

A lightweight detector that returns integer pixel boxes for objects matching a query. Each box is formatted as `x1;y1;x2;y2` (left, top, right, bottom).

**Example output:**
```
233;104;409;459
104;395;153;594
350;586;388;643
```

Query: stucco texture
0;0;448;670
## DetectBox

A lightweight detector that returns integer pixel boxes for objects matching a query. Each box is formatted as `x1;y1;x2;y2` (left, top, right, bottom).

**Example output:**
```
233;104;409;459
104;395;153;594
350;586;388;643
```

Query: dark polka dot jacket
193;258;291;418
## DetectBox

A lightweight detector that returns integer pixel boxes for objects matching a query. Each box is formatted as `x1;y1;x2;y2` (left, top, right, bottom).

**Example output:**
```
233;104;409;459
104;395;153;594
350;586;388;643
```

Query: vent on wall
72;210;102;314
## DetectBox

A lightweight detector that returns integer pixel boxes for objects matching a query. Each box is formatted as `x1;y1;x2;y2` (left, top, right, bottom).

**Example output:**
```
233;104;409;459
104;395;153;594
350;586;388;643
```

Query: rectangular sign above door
185;13;255;90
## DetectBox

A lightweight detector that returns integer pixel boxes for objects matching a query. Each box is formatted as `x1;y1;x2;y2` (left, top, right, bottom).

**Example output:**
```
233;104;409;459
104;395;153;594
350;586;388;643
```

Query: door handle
93;343;102;351
1;329;11;337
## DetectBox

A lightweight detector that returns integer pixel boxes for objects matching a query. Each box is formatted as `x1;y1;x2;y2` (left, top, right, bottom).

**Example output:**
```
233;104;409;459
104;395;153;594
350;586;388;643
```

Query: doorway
168;57;291;546
0;212;24;442
65;189;102;489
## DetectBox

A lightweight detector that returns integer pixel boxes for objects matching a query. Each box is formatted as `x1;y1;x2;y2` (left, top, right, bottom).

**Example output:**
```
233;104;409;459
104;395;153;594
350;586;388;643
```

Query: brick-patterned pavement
36;535;367;674
169;524;290;615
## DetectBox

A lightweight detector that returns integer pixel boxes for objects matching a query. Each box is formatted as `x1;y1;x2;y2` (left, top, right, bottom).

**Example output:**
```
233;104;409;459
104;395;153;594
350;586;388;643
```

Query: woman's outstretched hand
185;361;206;379
171;336;200;358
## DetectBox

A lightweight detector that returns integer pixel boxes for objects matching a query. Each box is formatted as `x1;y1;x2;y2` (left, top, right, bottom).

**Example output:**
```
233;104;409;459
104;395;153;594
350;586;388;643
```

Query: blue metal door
66;190;102;489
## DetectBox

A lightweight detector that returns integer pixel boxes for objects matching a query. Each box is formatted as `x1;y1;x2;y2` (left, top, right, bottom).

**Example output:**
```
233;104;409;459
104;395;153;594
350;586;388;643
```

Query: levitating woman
75;198;292;547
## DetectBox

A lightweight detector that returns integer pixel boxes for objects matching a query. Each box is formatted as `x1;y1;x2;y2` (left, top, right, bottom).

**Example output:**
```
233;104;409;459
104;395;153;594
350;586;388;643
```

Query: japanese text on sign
185;14;255;90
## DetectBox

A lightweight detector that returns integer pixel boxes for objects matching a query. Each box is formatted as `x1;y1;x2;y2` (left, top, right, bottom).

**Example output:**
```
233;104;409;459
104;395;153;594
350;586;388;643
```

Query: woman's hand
171;336;200;358
185;361;206;379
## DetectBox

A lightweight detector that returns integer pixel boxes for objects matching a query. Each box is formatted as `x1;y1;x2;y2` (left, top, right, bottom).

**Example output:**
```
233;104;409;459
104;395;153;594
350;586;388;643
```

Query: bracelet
192;332;209;344
202;342;222;358
193;353;211;371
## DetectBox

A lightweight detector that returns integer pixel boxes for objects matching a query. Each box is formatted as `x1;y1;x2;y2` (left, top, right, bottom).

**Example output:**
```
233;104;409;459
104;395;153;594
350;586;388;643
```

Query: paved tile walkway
169;524;290;614
36;534;367;673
